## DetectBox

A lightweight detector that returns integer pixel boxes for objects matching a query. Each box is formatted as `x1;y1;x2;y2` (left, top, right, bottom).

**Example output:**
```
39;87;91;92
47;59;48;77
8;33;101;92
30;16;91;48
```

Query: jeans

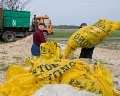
31;41;40;56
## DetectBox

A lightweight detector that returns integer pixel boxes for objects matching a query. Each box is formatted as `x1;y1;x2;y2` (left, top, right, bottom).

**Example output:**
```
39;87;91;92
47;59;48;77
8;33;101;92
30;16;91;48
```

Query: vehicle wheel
2;32;16;42
43;32;47;41
23;31;29;37
0;35;2;40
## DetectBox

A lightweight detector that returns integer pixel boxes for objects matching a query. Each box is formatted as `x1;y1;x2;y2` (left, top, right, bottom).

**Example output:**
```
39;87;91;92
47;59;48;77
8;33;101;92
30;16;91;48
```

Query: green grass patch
109;30;120;38
12;56;23;63
0;40;6;44
12;56;22;60
105;38;120;42
0;29;119;44
48;29;77;38
0;50;7;54
105;30;120;42
48;29;120;39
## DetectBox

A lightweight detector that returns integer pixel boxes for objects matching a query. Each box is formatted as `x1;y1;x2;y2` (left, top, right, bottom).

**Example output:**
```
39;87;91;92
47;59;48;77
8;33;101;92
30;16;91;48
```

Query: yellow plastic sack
60;61;117;96
25;56;39;67
30;58;76;81
93;62;114;88
65;19;119;58
113;89;120;96
40;41;64;59
25;55;76;84
5;65;28;79
0;65;42;96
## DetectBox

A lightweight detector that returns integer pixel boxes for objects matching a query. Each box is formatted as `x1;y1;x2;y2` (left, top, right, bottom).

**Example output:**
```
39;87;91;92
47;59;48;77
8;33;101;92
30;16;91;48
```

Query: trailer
0;8;33;42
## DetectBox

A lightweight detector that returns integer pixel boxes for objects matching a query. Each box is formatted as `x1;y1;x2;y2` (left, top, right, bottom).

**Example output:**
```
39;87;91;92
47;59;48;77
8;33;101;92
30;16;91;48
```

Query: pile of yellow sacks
0;19;120;96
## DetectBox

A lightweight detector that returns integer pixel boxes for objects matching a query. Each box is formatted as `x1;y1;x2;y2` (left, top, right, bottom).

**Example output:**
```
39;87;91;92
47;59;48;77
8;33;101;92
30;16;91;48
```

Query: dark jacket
79;23;94;59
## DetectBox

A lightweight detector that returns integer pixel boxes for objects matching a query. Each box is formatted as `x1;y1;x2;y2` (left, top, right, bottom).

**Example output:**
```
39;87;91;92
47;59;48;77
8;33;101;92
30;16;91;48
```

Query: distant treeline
53;25;120;30
53;25;79;29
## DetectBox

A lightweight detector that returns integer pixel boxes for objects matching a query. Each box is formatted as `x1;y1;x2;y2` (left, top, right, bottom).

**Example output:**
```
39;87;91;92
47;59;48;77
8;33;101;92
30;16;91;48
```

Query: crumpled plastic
65;19;119;58
0;66;38;96
60;61;115;96
40;41;64;59
0;59;120;96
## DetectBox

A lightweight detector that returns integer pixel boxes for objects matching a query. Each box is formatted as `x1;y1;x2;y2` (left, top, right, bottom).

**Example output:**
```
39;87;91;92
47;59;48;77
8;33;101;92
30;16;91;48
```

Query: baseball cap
39;23;45;26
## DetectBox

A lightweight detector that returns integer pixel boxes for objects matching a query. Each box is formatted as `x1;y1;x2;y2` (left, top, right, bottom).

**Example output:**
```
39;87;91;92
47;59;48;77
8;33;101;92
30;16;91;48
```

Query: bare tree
0;0;30;10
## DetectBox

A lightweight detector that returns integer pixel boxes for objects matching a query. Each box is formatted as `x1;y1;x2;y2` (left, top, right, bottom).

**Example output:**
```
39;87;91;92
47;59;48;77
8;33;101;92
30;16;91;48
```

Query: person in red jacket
31;23;46;56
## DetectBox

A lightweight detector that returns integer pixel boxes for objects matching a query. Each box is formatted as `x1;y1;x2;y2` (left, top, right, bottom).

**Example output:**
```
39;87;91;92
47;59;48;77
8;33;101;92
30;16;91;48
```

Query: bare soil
0;35;120;90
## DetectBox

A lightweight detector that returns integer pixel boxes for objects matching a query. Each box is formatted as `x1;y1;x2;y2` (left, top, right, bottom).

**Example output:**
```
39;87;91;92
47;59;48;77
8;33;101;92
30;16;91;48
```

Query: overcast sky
27;0;120;26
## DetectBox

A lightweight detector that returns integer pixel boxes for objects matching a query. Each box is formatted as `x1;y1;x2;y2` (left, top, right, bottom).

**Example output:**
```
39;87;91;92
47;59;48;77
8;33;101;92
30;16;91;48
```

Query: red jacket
33;29;46;46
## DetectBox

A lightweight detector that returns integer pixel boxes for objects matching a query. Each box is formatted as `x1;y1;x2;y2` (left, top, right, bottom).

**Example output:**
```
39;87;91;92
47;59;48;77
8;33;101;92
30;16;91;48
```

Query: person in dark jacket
79;23;95;60
31;23;46;56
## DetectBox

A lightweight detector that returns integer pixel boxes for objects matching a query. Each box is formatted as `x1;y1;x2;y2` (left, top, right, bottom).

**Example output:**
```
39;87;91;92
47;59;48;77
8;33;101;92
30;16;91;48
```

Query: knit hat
79;23;87;28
